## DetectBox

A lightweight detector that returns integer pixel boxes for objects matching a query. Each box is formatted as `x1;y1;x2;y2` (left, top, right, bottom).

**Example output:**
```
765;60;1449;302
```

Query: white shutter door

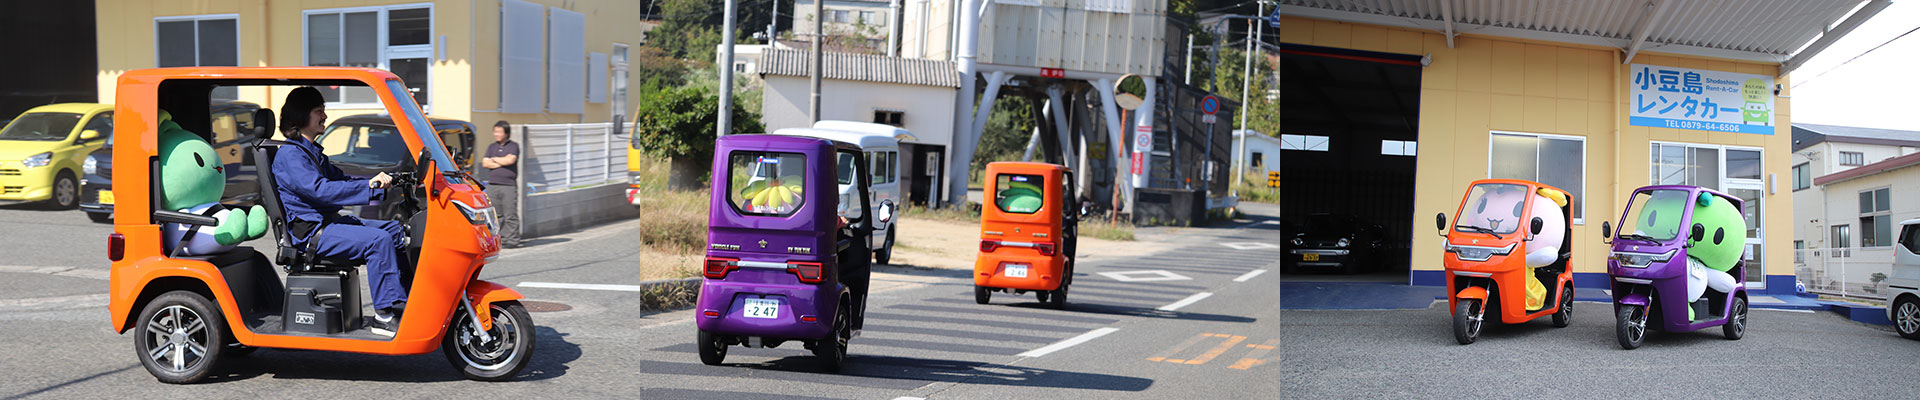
547;8;586;114
588;52;607;104
500;0;544;113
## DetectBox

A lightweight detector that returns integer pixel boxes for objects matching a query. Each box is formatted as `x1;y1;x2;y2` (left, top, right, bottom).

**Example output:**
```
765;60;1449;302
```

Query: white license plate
1005;264;1029;278
743;298;780;319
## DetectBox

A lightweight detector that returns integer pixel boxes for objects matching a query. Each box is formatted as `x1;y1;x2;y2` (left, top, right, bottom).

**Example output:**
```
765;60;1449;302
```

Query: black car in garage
1283;213;1388;274
80;102;263;223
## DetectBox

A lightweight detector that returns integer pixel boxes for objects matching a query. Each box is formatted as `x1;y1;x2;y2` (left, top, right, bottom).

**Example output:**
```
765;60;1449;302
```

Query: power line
1792;22;1920;89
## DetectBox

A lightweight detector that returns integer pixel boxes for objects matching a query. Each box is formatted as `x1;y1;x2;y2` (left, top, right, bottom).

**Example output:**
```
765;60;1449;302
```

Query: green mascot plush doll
157;110;268;254
1684;192;1746;320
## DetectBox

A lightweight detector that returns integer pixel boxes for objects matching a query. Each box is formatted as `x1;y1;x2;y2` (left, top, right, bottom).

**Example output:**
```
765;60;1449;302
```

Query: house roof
1792;123;1920;151
759;48;961;88
1812;150;1920;186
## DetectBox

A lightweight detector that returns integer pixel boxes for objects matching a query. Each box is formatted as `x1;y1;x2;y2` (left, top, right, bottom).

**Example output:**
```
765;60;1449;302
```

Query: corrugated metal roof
1281;0;1870;61
759;49;962;88
1793;123;1920;149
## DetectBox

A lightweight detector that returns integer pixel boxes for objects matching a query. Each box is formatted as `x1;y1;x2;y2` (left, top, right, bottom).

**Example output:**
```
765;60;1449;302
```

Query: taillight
108;233;124;262
980;240;1001;252
789;261;824;283
1036;242;1056;256
703;257;739;279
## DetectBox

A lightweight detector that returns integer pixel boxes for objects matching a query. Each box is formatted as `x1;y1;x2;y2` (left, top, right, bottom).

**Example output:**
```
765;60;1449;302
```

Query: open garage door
1280;44;1420;282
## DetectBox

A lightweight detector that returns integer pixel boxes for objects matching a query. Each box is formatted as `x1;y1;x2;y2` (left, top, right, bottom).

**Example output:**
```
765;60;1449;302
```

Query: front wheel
1551;286;1573;328
50;171;78;209
1617;305;1647;350
1895;297;1920;340
1722;297;1747;340
443;301;535;381
1452;299;1481;345
134;291;226;384
974;285;991;304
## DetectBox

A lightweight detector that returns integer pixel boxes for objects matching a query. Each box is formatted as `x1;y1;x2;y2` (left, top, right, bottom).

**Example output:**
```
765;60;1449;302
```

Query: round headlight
83;156;98;175
1336;238;1351;247
1290;237;1304;246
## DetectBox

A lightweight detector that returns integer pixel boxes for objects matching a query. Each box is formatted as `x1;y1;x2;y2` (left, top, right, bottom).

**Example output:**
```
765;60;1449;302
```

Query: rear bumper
694;278;837;340
974;253;1065;291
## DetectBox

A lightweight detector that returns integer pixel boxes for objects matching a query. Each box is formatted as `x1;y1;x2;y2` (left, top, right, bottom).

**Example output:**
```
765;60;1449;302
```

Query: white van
1890;219;1920;339
772;124;906;264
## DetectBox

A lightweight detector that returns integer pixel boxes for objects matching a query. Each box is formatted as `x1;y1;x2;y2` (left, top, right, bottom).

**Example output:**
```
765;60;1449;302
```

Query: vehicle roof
719;133;857;152
1902;218;1920;226
809;121;919;142
772;127;898;149
330;114;470;127
986;161;1069;173
21;103;113;115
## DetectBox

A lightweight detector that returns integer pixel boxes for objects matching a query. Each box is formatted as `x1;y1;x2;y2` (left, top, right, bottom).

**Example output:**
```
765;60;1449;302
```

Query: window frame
1840;151;1865;166
610;43;630;124
153;14;241;68
1486;131;1587;224
1281;134;1329;152
1860;187;1893;248
1792;162;1810;191
1833;224;1852;249
301;4;435;111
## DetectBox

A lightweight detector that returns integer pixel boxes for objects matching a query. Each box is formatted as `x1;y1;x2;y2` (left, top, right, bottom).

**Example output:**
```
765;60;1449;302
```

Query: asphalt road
1283;299;1920;398
0;201;1280;399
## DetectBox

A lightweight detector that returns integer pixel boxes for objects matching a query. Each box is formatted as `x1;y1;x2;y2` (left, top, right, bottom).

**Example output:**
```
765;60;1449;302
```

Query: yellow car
0;103;113;208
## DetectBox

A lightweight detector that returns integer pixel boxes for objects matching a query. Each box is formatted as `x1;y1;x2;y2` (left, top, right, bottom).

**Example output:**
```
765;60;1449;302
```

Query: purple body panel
1607;185;1746;333
696;135;846;340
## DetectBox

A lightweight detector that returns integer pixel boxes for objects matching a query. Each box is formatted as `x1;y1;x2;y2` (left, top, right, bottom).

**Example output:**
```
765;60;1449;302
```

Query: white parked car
1888;218;1920;339
772;122;908;264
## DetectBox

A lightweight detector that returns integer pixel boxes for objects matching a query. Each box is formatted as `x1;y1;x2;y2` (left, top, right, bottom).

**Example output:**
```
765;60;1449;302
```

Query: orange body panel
973;162;1070;292
107;67;504;355
1440;179;1575;324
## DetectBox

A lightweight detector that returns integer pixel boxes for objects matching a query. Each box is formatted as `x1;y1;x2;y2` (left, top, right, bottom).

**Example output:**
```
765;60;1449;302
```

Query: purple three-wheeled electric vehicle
1603;185;1750;349
695;134;875;371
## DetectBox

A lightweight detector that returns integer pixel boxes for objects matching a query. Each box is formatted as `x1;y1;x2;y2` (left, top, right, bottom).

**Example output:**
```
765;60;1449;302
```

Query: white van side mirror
877;200;896;224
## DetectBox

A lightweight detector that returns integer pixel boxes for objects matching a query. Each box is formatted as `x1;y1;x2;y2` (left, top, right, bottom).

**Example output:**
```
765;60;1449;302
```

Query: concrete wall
520;181;635;238
759;74;957;148
1280;16;1797;287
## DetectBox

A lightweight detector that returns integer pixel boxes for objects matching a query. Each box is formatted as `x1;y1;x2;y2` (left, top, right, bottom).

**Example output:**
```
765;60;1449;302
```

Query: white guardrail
518;122;631;194
1795;247;1893;301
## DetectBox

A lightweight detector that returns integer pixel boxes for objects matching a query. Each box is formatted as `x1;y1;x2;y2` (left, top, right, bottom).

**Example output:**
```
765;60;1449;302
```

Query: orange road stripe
1229;339;1281;370
1146;333;1216;363
1184;335;1247;365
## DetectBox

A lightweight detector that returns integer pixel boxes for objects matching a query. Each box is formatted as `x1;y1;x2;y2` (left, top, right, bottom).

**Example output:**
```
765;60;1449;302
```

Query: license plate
743;298;780;319
97;190;114;205
1302;253;1320;262
1005;263;1029;278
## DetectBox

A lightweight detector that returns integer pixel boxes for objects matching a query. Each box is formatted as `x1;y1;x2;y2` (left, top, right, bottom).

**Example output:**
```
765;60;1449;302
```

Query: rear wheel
443;301;535;381
50;171;78;209
1722;297;1747;340
697;329;727;365
1617;305;1646;350
974;285;991;304
1048;281;1069;310
1551;286;1574;328
812;300;851;372
1452;299;1481;345
873;229;894;265
1895;297;1920;340
134;291;225;384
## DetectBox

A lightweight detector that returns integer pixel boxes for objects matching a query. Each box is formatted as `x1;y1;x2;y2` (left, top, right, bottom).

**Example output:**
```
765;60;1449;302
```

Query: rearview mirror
1435;213;1448;236
1601;221;1613;239
79;129;101;141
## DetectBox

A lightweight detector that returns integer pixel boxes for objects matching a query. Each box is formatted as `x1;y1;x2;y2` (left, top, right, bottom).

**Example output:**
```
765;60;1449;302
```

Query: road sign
1268;8;1282;28
1133;125;1153;152
1268;171;1280;188
1200;95;1220;115
1131;152;1145;174
1202;114;1217;124
1041;68;1066;78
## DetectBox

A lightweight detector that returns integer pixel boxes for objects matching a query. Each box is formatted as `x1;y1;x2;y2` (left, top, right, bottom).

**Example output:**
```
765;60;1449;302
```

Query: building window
1841;151;1865;166
155;15;239;100
1380;140;1416;156
305;5;433;108
833;10;850;23
1833;224;1852;249
860;11;877;25
1792;162;1810;190
1489;131;1586;223
1794;240;1805;263
734;63;747;73
873;110;904;127
1861;187;1892;247
611;43;629;123
1250;152;1265;170
1651;142;1723;190
1281;134;1328;152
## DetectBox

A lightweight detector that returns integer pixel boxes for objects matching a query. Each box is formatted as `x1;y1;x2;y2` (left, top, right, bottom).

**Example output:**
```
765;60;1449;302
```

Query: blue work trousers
309;216;408;310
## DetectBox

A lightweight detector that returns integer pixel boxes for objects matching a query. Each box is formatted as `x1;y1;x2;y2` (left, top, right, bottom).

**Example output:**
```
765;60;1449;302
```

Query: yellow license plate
98;190;114;205
1302;253;1319;262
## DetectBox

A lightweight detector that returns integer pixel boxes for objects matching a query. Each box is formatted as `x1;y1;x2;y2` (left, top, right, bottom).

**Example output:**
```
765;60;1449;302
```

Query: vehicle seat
247;109;364;274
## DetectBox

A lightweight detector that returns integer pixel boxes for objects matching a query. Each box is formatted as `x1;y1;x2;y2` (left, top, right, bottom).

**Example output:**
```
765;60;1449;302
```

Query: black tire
134;291;225;384
1617;305;1646;350
812;299;851;373
1895;297;1920;340
1036;290;1049;303
50;171;78;209
974;285;991;304
1723;297;1747;340
86;211;112;224
697;329;727;366
873;228;894;265
442;301;535;381
1452;299;1481;345
1551;286;1573;328
1048;281;1068;310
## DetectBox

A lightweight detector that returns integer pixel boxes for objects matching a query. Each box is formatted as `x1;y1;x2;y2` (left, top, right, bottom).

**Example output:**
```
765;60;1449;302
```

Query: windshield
386;80;458;175
729;151;808;217
318;124;411;168
1454;183;1529;235
0;112;82;141
1619;189;1691;242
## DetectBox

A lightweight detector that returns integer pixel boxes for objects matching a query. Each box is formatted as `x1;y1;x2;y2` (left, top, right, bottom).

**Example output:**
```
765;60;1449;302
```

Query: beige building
756;48;958;206
1791;124;1920;297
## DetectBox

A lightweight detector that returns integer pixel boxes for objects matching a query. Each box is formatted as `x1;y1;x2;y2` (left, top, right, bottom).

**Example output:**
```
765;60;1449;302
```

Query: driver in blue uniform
272;87;409;336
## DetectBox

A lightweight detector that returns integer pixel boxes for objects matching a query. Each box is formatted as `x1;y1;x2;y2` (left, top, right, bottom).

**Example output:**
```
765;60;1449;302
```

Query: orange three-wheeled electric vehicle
1434;179;1577;345
973;161;1079;309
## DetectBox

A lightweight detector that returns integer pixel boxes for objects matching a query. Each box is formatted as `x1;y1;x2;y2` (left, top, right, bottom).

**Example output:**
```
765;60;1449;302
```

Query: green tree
1212;47;1280;137
633;84;765;188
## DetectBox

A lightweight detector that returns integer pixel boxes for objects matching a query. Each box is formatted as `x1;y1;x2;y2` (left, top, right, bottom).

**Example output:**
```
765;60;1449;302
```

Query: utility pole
720;0;738;137
767;0;779;43
810;0;824;122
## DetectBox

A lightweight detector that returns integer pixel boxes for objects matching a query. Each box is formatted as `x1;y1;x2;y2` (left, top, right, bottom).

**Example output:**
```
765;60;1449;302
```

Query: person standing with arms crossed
481;121;524;248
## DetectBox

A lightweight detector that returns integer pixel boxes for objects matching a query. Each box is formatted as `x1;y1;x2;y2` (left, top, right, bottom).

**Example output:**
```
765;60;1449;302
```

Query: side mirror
877;200;896;224
1530;217;1544;236
1691;223;1706;242
79;129;101;141
1600;221;1612;239
1434;213;1448;236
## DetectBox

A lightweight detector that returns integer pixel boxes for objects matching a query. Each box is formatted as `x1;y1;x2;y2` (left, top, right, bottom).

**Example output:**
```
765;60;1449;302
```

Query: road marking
0;265;109;280
1018;327;1120;357
1184;334;1247;365
1145;333;1214;362
1232;269;1269;282
1757;308;1814;313
1229;338;1280;370
1098;270;1192;282
0;293;111;312
1157;292;1213;311
892;397;926;400
1220;242;1278;250
517;282;641;292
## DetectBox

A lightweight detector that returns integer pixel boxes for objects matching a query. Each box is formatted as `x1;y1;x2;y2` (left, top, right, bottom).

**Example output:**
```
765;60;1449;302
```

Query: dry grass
633;154;710;282
1079;219;1136;241
898;202;981;224
1236;171;1279;204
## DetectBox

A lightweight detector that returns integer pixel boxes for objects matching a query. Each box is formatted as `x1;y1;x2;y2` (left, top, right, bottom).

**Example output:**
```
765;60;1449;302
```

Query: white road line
893;397;927;400
1233;269;1270;282
517;282;641;292
1157;292;1214;311
1757;308;1815;313
1017;327;1120;357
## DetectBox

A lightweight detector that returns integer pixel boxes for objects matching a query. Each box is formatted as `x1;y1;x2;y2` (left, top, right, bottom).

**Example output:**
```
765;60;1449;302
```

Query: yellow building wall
1280;16;1796;279
96;0;642;127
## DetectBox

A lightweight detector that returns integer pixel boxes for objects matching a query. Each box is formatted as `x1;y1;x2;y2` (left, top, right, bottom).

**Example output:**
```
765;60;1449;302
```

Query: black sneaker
370;313;398;337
